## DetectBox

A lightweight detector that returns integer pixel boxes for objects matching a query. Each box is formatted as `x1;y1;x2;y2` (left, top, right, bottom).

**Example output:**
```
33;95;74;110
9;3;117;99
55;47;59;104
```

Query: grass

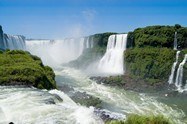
106;114;172;124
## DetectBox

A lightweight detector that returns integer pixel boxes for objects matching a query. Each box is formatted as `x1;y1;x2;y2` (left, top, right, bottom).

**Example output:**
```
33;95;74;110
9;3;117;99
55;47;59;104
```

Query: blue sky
0;0;187;39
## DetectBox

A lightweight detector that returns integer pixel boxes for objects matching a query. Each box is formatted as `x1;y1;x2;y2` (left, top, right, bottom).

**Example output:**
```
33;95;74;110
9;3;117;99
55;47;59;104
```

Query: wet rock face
58;84;102;108
0;25;4;50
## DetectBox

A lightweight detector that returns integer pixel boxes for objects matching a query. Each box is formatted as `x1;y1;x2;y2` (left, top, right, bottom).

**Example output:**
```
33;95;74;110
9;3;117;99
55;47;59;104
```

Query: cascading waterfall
168;51;180;84
98;34;127;75
85;37;90;48
174;32;177;50
84;37;94;49
3;34;25;50
175;54;187;91
90;37;94;48
168;32;187;92
26;37;93;67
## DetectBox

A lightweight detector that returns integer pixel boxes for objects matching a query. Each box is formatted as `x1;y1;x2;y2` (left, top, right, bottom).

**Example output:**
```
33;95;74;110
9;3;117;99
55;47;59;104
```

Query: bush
124;114;171;124
104;76;124;86
106;114;172;124
129;25;187;48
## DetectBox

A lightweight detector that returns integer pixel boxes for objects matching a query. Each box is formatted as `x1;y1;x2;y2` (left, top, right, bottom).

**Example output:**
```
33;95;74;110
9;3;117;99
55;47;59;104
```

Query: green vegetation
125;47;175;82
106;114;172;124
0;50;56;89
125;24;187;84
128;24;187;48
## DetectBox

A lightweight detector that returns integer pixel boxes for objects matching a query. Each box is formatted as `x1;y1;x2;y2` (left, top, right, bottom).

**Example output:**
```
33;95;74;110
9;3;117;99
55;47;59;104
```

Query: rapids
0;86;103;124
55;67;186;124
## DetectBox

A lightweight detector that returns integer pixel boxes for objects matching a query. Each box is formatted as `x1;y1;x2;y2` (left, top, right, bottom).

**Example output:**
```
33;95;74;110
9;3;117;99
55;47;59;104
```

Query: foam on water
0;86;103;124
55;67;186;124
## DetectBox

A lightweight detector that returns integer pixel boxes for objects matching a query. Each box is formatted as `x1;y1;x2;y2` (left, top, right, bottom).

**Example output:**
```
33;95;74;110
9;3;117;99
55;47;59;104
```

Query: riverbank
90;74;169;93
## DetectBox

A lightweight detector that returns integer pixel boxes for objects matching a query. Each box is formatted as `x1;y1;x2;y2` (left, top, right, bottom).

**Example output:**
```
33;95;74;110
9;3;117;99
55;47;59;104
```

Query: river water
0;66;186;123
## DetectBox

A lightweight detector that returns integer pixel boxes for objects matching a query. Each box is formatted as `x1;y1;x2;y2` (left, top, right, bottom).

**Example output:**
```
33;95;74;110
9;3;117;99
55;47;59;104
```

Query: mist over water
26;38;92;67
26;34;127;76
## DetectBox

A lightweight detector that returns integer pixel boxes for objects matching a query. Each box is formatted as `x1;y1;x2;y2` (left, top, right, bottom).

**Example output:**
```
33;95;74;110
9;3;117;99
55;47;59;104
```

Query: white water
55;67;185;124
174;32;177;50
0;86;103;124
26;38;93;67
168;51;180;84
98;34;127;75
84;37;94;49
175;54;187;91
3;34;25;50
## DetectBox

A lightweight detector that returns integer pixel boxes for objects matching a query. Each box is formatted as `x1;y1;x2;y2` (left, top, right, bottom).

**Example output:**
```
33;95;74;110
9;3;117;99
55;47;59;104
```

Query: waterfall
175;54;187;91
84;37;94;49
26;37;93;67
168;51;180;84
98;34;127;75
0;26;4;50
85;37;90;48
90;37;94;48
174;32;177;50
3;34;26;50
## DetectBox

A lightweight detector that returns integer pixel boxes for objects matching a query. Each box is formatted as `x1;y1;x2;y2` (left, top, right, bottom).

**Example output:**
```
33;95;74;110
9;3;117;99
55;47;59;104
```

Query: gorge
0;25;187;124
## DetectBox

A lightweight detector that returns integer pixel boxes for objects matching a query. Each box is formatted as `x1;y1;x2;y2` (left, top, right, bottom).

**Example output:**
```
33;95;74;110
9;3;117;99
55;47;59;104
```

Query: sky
0;0;187;39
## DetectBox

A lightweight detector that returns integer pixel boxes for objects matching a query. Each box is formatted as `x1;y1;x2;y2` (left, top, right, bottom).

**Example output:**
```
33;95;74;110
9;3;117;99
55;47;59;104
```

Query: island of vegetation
0;50;56;89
